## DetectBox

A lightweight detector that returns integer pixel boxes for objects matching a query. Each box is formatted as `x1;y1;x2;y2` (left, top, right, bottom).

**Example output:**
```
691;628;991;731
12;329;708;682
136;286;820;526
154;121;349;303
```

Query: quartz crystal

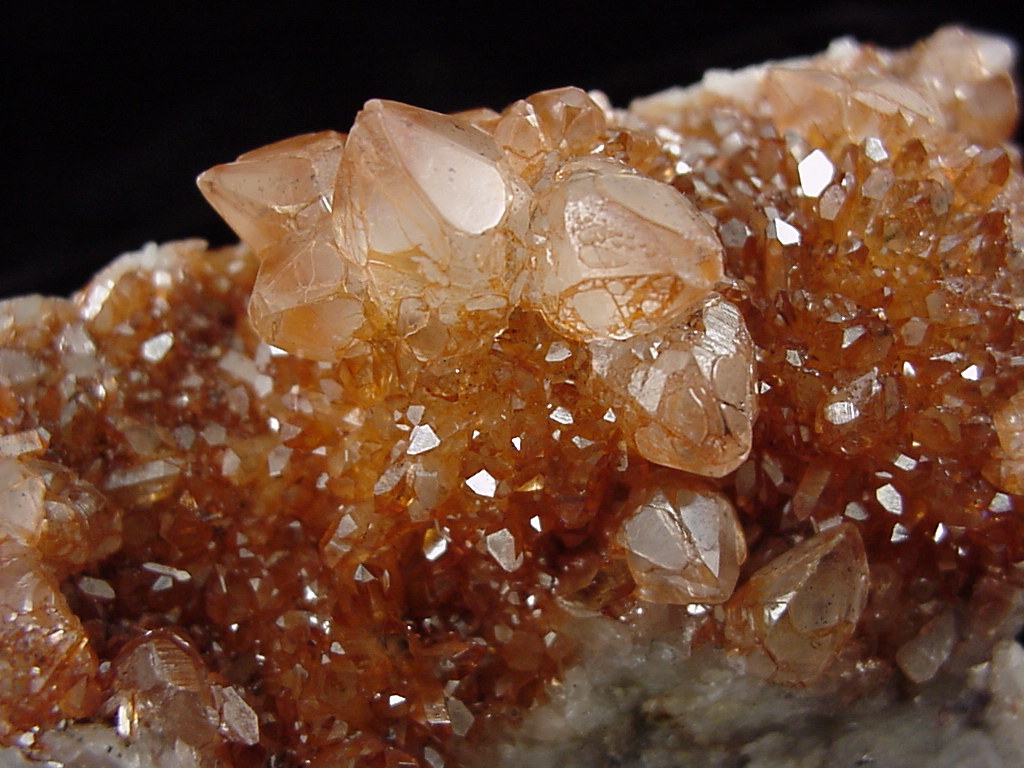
3;25;1024;768
589;290;756;475
338;99;527;360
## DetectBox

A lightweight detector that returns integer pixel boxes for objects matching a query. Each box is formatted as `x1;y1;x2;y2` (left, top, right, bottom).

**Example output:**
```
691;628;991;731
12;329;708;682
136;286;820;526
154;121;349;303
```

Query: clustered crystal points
2;25;1024;768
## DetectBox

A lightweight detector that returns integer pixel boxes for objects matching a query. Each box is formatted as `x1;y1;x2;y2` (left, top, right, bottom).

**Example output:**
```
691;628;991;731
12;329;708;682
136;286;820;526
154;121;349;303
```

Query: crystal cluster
2;25;1024;768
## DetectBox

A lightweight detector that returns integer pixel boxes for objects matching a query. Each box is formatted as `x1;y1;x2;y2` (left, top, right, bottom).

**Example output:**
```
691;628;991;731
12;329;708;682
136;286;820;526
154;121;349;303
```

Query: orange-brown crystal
2;25;1024;768
723;523;870;683
618;469;747;604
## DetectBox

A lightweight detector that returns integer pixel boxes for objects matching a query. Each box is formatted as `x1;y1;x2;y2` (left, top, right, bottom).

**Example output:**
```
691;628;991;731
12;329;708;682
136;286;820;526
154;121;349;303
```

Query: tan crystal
529;156;723;341
632;26;1016;150
0;541;99;735
0;455;119;737
903;26;1018;145
0;458;45;546
723;524;870;684
2;25;1024;768
990;390;1024;494
763;63;945;149
619;469;746;604
198;131;369;360
33;460;121;577
894;609;958;683
589;292;756;476
197;131;345;254
493;86;607;181
762;27;1019;149
107;629;259;765
337;99;526;359
247;232;368;360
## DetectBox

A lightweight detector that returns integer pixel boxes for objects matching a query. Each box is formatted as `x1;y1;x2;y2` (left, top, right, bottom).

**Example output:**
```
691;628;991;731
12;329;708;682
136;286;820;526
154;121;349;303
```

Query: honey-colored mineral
3;25;1024;768
618;470;747;604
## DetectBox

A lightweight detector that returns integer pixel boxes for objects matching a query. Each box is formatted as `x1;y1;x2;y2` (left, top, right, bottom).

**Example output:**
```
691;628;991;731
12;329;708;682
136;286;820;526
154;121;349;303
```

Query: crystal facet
589;292;756;475
723;524;870;684
619;470;746;604
337;99;526;360
529;156;724;341
2;24;1024;768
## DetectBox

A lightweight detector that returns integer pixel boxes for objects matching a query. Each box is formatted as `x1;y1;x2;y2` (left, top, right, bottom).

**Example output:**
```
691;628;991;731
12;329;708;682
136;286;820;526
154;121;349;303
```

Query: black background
4;1;1023;299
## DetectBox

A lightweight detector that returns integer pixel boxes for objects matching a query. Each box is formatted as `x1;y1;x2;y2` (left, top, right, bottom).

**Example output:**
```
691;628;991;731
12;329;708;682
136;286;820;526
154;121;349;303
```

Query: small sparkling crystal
3;24;1024;768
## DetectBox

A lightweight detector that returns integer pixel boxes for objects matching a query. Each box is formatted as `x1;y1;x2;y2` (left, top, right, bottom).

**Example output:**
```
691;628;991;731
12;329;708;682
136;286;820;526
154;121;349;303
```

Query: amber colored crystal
589;291;756;475
991;390;1024;494
0;539;100;729
528;156;724;341
723;524;870;684
337;99;527;360
106;628;259;763
493;86;608;182
198;131;346;255
3;24;1024;768
247;233;369;361
199;131;369;361
619;469;746;604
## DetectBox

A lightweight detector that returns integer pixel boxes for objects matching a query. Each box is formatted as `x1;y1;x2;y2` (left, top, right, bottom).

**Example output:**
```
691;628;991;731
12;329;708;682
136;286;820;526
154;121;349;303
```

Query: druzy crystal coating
3;25;1024;768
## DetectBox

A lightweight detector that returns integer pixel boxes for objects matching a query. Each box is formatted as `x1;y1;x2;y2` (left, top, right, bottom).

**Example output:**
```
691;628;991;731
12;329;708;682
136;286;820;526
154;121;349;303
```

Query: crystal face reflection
589;292;757;476
724;524;870;684
619;470;747;604
529;156;724;341
2;24;1023;768
338;99;524;360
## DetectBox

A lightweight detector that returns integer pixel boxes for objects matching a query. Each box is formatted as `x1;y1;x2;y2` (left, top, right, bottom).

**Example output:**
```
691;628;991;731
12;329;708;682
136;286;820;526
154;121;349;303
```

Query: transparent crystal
619;470;746;604
529;156;723;341
723;524;870;684
337;99;526;359
590;293;756;476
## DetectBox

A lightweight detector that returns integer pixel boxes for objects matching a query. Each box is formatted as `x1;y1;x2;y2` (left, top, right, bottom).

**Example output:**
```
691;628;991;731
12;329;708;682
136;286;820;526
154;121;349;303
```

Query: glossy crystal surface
3;25;1024;768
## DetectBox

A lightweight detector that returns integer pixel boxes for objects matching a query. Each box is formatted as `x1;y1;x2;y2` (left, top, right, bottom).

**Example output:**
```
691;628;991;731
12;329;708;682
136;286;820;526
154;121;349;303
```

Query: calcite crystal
723;522;869;684
618;470;747;604
3;25;1024;768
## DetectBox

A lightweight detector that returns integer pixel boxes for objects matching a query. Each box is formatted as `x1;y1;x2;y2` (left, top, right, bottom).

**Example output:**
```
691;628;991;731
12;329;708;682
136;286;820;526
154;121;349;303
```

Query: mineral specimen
2;24;1024;768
